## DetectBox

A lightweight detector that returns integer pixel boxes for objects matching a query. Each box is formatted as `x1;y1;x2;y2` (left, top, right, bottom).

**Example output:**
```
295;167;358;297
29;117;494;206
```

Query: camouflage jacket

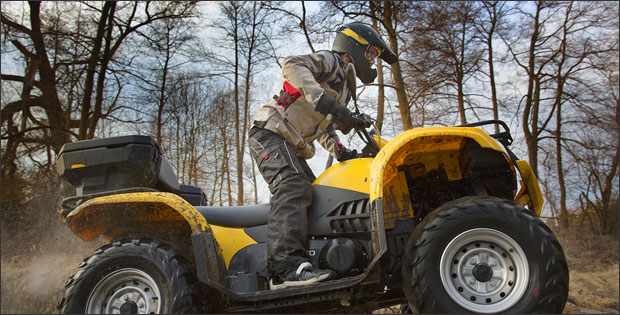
252;50;352;160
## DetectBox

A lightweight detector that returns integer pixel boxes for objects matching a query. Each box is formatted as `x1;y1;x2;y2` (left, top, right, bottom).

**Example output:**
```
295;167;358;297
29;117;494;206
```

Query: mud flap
192;231;227;287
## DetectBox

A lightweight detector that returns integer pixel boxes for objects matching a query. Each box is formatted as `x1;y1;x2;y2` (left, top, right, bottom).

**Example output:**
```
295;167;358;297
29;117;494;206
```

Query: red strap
283;81;302;99
335;138;344;151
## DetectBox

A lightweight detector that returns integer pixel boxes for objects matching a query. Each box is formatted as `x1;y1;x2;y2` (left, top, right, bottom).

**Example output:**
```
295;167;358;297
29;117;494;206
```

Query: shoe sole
269;272;332;290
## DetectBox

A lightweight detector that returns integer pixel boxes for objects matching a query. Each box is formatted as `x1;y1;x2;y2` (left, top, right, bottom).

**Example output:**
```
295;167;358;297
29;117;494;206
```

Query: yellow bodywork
65;192;209;241
382;170;414;229
369;127;508;203
65;191;259;268
209;225;257;268
514;160;544;216
314;158;372;194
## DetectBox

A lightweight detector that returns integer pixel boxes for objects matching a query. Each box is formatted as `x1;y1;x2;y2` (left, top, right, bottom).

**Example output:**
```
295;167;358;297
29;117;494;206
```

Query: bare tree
500;1;618;230
207;1;278;205
264;1;316;53
500;1;565;177
474;1;512;133
1;1;197;171
1;2;69;163
565;36;619;234
138;10;200;144
404;1;485;125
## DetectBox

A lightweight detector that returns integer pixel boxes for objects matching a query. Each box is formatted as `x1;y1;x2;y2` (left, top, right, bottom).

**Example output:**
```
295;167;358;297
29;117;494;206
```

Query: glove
315;94;354;134
352;113;373;130
332;107;354;134
337;148;359;162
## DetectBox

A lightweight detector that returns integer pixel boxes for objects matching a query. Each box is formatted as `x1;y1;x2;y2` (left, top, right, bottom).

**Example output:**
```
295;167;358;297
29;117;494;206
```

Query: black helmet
332;23;398;85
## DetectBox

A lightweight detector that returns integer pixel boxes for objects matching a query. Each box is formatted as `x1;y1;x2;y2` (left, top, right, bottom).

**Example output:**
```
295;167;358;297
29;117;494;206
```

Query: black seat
196;204;270;228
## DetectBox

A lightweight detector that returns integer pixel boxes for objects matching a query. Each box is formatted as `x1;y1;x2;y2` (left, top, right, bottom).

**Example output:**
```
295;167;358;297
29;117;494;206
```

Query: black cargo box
57;135;207;206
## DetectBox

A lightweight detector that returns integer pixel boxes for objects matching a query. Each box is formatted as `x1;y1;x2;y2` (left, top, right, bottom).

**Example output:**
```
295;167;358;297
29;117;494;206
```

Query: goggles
365;45;383;66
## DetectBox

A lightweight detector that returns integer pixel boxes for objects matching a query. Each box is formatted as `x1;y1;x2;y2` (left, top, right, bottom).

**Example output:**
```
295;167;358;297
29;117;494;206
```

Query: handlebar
351;112;381;157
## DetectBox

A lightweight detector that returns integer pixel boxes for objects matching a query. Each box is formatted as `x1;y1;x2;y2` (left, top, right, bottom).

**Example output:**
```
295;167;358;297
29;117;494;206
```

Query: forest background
1;1;618;313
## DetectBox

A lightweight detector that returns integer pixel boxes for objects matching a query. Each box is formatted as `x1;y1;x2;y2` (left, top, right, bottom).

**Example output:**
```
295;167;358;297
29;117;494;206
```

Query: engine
307;237;369;276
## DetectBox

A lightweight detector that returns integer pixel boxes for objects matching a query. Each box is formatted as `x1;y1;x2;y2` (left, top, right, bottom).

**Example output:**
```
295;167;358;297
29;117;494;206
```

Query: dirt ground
1;219;618;314
556;227;620;314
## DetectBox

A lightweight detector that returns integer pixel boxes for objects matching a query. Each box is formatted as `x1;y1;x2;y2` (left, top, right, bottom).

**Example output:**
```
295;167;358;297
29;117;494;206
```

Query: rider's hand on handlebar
332;106;354;134
316;94;355;134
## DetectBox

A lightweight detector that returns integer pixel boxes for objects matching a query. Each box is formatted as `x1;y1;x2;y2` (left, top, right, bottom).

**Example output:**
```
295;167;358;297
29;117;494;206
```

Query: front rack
459;120;513;146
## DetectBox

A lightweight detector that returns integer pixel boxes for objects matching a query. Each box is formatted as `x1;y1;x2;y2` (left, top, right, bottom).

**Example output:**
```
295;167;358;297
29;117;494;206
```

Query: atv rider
248;23;397;290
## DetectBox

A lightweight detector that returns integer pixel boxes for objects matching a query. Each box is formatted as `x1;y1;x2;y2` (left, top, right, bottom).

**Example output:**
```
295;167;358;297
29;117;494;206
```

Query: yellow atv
55;115;568;313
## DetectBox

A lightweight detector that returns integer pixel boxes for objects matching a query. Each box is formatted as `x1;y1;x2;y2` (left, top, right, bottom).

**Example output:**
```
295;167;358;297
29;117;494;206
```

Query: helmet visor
365;45;383;66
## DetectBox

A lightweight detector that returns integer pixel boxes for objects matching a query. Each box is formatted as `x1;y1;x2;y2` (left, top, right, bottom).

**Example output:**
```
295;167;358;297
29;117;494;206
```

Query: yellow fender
514;160;544;216
369;127;507;202
65;192;209;241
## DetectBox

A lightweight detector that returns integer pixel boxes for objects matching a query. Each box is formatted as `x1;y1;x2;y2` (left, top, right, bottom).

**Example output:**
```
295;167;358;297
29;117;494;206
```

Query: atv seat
195;204;270;228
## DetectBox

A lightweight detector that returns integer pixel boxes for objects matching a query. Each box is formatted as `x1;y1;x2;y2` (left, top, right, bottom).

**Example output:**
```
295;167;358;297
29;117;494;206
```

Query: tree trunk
28;2;68;152
523;3;543;177
383;1;412;130
233;7;244;206
555;4;571;230
600;89;620;234
457;72;466;125
221;127;233;206
370;2;385;132
78;2;112;140
555;89;568;230
485;3;499;133
457;17;467;125
240;3;259;206
300;1;315;53
88;2;116;139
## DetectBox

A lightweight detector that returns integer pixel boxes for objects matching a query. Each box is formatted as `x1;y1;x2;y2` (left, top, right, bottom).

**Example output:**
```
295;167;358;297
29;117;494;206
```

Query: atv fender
367;127;512;257
514;160;544;216
64;192;226;286
65;192;209;240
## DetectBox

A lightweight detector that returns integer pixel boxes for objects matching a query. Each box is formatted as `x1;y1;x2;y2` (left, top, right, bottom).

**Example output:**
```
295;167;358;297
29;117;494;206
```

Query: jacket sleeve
316;126;344;160
281;51;338;108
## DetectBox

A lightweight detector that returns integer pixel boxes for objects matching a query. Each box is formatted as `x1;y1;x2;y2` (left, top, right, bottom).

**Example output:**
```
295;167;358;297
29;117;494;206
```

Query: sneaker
269;262;335;290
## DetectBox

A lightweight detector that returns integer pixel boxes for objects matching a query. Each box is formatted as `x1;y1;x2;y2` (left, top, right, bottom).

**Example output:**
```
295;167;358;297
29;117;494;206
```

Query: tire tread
57;238;205;314
402;196;569;314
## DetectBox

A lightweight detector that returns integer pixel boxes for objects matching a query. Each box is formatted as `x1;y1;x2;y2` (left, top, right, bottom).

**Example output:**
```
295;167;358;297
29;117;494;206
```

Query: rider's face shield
365;45;383;66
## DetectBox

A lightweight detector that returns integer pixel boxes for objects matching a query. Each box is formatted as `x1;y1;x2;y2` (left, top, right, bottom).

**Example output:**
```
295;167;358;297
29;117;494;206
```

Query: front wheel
402;196;568;314
57;239;204;314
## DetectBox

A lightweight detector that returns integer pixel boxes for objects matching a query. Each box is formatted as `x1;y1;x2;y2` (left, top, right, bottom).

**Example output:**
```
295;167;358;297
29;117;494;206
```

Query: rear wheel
57;239;205;314
402;196;568;314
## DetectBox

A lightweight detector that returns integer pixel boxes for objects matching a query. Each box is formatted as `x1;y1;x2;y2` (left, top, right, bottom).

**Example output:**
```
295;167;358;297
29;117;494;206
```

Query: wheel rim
440;228;529;313
86;268;162;314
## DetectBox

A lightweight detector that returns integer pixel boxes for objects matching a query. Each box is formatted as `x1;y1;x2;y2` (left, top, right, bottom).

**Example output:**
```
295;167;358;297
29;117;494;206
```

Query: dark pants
248;127;316;277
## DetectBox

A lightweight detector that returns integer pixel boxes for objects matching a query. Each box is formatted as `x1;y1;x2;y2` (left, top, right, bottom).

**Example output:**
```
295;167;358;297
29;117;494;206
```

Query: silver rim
86;268;162;314
440;228;529;313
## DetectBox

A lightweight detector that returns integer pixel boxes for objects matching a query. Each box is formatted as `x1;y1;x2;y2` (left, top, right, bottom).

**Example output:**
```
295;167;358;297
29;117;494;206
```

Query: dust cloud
1;217;104;314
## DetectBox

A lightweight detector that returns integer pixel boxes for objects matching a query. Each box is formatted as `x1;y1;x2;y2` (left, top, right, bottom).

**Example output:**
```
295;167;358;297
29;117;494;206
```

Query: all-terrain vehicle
55;82;568;313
